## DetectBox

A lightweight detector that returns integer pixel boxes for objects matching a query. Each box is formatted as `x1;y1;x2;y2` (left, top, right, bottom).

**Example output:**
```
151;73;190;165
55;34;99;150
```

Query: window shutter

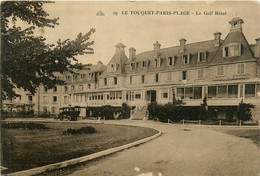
222;47;225;57
197;53;200;62
167;58;169;66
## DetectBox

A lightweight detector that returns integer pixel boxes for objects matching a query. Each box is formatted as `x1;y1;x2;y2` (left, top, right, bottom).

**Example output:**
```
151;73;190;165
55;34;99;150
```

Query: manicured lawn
215;128;260;147
0;122;158;174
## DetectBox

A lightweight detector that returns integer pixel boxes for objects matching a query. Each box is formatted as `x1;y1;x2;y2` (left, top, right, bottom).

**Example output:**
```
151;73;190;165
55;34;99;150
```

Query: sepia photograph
1;1;260;176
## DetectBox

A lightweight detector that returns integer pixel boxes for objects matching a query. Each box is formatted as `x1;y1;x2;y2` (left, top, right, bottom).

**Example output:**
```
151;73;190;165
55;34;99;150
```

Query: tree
237;101;255;121
199;96;208;120
1;1;95;100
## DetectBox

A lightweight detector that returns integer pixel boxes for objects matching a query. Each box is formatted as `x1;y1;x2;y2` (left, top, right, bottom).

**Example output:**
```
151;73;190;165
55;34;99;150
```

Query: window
185;87;193;99
28;96;33;103
217;66;224;76
51;107;56;114
167;72;172;81
64;86;68;92
177;88;184;99
194;87;202;99
79;85;84;91
237;63;245;75
257;84;260;97
44;86;48;93
43;106;48;113
130;63;136;70
88;73;92;80
104;78;107;85
198;69;203;79
217;86;227;98
80;74;85;79
208;86;217;98
43;96;48;104
110;64;115;72
130;76;132;84
73;74;77;80
228;85;238;98
64;96;68;104
53;96;57;103
182;54;189;64
88;84;91;89
245;84;255;98
163;93;168;98
71;85;75;91
135;94;141;99
53;86;57;92
65;76;70;81
114;77;117;85
161;90;168;99
141;75;145;84
155;73;159;83
142;61;148;69
154;58;160;67
223;43;241;57
182;71;187;80
198;52;207;62
168;57;174;66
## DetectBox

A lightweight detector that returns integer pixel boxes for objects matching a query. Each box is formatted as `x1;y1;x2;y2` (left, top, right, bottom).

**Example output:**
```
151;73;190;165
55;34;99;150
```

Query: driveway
66;120;260;176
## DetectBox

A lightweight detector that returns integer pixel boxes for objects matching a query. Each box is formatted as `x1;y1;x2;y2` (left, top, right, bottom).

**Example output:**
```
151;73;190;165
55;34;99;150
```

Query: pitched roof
209;31;255;64
101;52;128;76
125;40;220;74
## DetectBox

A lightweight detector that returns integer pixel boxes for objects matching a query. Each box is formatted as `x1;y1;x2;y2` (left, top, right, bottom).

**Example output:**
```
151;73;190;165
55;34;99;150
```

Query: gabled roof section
101;52;128;77
209;31;255;64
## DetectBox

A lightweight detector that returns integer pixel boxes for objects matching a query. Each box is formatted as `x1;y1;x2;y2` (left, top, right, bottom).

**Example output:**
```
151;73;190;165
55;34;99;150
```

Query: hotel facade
3;17;260;120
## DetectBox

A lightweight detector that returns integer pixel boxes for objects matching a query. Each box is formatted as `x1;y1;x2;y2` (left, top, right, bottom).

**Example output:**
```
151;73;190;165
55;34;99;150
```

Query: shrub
100;105;115;119
237;101;255;121
119;103;130;119
63;126;96;135
1;122;47;130
147;102;158;120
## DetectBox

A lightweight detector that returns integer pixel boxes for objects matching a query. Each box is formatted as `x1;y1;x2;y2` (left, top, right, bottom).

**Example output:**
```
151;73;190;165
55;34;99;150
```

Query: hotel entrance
146;90;156;103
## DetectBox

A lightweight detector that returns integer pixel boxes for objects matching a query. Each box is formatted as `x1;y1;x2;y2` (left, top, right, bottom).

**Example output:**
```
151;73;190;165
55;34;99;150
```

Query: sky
35;1;260;65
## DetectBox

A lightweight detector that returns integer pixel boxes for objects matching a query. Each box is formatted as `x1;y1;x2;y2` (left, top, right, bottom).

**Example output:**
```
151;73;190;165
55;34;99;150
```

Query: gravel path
68;120;260;176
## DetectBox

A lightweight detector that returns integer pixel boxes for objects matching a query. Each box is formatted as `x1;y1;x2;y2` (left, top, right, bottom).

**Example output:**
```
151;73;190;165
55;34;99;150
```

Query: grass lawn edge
4;123;162;176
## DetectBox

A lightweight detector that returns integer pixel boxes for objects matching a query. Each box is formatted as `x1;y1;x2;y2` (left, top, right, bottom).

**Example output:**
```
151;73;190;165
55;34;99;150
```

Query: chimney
214;32;222;46
255;38;260;57
179;38;186;52
153;41;161;56
129;47;136;60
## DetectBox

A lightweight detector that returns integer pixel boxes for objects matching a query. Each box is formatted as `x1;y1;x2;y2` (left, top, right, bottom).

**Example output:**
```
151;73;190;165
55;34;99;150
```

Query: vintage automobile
57;107;81;121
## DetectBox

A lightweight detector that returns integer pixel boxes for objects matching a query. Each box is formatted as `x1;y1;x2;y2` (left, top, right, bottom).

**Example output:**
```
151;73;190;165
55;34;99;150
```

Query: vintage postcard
1;1;260;176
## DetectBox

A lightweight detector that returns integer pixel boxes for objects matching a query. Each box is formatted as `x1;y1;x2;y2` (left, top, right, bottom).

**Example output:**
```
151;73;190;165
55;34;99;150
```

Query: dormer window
198;52;207;62
73;75;77;80
88;73;92;80
130;63;136;70
154;58;160;67
142;61;148;69
182;54;190;64
223;43;241;57
80;74;85;79
168;57;174;66
110;63;116;72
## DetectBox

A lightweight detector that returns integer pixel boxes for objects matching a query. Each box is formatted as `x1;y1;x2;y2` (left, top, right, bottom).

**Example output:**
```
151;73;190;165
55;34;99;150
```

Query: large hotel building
3;17;260;120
